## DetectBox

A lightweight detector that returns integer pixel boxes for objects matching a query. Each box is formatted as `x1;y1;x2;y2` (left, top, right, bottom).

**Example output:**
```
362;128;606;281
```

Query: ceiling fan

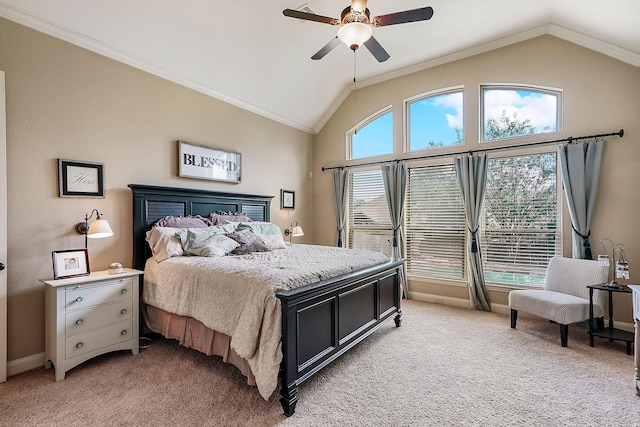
283;1;434;62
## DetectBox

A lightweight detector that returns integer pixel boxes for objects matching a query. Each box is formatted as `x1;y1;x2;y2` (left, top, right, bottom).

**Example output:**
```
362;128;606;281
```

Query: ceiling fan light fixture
337;22;372;51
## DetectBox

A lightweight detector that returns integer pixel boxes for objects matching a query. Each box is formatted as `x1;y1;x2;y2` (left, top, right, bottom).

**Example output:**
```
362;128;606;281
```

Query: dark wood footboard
277;259;404;416
129;184;405;416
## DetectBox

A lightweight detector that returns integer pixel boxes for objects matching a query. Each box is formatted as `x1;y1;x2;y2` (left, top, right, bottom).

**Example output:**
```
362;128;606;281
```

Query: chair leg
510;309;517;328
559;324;568;347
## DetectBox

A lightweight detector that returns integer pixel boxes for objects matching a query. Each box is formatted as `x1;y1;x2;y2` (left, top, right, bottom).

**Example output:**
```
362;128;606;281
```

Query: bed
129;184;404;416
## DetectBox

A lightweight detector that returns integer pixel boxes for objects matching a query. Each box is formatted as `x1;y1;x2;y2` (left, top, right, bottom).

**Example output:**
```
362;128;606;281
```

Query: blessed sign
178;141;242;183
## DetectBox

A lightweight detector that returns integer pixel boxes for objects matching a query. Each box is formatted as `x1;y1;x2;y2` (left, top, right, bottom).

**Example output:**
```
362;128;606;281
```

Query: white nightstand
40;269;143;381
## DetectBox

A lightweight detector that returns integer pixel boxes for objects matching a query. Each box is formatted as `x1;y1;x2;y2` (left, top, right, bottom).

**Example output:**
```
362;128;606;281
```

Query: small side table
587;284;634;355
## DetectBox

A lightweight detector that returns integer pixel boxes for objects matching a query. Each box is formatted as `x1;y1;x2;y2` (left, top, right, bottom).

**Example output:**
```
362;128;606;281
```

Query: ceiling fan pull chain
353;50;358;135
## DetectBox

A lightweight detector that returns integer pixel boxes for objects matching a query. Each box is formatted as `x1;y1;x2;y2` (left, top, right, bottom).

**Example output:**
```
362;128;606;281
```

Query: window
406;164;465;279
481;86;560;142
348;170;393;256
481;152;561;286
349;109;393;160
407;89;463;151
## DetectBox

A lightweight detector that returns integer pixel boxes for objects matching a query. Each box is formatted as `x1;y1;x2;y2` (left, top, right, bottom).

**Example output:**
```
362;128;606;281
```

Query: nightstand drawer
65;277;133;311
65;300;133;334
65;319;133;359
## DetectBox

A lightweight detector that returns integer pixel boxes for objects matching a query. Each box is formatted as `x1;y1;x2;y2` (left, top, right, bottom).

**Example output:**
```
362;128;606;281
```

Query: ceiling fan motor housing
341;6;370;24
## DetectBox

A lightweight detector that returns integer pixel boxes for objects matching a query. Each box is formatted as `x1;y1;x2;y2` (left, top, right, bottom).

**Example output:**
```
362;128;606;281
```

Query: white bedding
142;244;390;400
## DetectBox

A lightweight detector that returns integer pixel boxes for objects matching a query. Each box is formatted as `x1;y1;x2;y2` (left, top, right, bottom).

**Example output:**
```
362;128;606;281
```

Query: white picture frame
52;249;90;280
178;141;241;183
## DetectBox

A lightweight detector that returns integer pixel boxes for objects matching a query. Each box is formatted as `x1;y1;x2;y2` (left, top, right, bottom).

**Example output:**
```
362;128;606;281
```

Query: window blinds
406;164;465;279
349;170;393;256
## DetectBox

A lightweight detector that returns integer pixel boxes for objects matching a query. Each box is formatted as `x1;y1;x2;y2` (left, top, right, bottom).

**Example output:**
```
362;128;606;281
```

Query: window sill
407;274;544;293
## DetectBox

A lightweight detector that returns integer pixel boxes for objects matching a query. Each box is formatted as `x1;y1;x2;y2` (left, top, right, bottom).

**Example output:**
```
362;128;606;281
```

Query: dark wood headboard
129;184;273;270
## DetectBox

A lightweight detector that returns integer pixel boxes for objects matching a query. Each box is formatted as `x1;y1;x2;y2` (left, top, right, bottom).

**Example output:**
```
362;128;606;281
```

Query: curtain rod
321;128;624;172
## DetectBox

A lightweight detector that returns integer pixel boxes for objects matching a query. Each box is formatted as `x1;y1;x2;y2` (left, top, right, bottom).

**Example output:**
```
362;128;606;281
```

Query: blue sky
352;88;557;159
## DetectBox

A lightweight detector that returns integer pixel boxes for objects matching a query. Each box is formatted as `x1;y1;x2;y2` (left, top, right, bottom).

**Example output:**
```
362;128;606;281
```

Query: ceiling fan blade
311;37;341;60
283;9;340;25
373;6;434;27
363;36;390;62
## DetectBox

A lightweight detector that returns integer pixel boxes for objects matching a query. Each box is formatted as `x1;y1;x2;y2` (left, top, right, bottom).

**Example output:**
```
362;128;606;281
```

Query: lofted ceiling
0;1;639;134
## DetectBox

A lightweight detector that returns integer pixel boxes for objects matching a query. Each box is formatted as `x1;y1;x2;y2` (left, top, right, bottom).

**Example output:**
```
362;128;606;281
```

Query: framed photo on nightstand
52;249;90;279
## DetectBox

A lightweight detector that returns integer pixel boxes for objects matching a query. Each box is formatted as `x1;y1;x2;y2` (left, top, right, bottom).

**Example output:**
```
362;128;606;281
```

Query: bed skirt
143;304;257;386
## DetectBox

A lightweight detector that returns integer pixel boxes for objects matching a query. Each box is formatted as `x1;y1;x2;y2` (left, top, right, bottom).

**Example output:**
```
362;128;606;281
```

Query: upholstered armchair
509;256;609;347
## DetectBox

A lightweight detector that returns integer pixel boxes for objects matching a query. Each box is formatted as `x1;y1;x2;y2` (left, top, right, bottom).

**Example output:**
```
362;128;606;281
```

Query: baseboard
409;291;512;314
407;292;635;333
409;291;473;308
7;352;45;377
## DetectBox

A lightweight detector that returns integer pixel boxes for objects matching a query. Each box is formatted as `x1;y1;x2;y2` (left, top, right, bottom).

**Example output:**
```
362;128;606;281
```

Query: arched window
348;108;393;160
406;88;464;152
481;85;561;142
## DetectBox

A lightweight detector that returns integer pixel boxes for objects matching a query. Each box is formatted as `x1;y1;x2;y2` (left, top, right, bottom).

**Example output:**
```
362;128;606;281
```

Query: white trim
478;84;563;143
0;6;638;135
346;105;393;161
548;24;640;68
409;291;473;308
403;86;465;154
0;3;316;134
318;24;640;133
7;352;45;377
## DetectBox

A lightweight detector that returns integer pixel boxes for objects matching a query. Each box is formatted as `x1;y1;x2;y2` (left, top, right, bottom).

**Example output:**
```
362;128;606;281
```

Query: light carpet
1;300;638;426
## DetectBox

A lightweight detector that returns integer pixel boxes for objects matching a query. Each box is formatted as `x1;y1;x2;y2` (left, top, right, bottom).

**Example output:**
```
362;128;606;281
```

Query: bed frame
129;184;403;416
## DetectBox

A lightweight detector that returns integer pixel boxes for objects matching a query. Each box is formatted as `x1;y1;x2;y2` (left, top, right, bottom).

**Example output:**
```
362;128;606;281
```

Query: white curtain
381;162;408;299
558;141;606;259
332;168;350;247
455;153;491;312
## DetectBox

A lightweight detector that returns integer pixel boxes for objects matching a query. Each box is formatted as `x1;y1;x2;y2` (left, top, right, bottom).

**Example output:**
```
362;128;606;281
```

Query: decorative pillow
209;211;252;225
177;227;239;257
226;229;270;255
236;221;282;236
257;234;287;250
145;227;184;262
153;215;210;228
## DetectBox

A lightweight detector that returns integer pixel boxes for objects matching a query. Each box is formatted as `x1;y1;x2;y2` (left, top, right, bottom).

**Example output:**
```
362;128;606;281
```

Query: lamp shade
87;219;113;239
337;22;372;50
291;225;304;237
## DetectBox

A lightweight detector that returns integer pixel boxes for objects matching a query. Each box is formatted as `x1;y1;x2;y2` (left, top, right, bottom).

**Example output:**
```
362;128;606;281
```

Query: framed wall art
58;159;105;198
281;189;295;210
52;249;90;280
178;140;242;183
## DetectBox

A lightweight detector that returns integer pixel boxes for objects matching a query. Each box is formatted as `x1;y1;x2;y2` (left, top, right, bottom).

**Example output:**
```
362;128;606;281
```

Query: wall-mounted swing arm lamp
284;220;304;244
75;209;113;248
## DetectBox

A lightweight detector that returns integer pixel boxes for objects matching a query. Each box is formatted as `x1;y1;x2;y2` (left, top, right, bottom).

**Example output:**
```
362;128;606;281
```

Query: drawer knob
75;296;83;303
75;319;84;326
120;309;127;315
120;289;127;295
75;342;83;349
120;330;128;336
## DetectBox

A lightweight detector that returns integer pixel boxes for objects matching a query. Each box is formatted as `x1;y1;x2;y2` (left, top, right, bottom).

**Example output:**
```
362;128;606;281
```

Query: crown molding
314;24;640;133
1;3;636;136
0;3;316;134
547;24;640;68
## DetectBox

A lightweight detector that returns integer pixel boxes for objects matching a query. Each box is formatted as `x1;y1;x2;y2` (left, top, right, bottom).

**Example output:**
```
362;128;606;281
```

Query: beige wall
314;36;640;319
2;20;638;366
0;18;314;361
